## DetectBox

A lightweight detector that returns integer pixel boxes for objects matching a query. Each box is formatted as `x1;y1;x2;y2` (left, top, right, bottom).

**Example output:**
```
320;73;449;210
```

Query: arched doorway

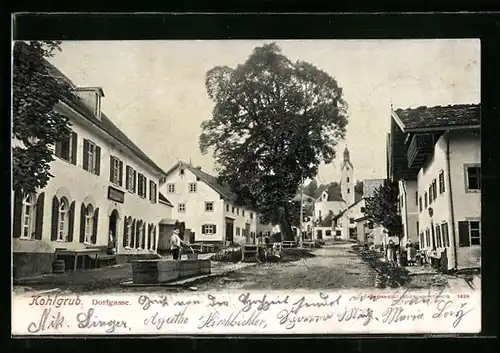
109;209;119;249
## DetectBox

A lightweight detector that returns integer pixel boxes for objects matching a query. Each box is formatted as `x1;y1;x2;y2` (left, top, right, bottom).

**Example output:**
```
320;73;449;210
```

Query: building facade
159;161;270;246
12;61;173;278
387;104;481;270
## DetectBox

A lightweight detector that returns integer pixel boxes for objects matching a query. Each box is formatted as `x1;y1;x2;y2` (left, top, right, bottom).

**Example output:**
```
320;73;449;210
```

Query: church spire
343;146;350;162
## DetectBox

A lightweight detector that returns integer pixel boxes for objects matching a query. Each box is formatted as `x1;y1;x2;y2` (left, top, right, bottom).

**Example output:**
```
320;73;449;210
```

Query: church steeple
343;146;350;162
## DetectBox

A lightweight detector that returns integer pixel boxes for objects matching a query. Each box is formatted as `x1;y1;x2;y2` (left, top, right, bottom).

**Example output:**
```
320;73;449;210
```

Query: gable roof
41;54;167;176
165;161;259;210
158;192;173;207
392;104;480;132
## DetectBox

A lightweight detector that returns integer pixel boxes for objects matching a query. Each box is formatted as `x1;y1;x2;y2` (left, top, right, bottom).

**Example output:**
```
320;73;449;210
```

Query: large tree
354;180;364;196
304;179;319;197
364;179;403;238
200;43;348;241
12;41;73;194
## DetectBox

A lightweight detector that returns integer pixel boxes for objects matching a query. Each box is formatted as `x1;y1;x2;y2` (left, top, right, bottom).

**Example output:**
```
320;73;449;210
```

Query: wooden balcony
407;134;435;169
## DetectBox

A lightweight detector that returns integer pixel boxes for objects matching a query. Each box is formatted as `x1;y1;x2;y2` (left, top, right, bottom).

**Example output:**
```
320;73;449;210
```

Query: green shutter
34;192;45;240
83;139;89;171
67;201;75;242
79;203;86;243
50;196;59;241
95;146;101;175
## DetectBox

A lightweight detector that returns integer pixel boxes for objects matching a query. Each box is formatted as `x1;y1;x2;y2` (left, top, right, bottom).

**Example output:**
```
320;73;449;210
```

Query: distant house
387;103;480;270
159;161;271;246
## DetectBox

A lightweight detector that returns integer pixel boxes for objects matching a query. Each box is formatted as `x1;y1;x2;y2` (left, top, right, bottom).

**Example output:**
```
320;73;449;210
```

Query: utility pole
299;173;304;248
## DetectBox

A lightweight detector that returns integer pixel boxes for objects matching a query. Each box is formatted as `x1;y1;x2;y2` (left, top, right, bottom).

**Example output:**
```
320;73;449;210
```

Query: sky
47;39;480;185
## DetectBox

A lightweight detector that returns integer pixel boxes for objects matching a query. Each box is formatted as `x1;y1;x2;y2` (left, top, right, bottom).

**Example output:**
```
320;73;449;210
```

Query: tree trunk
277;204;294;242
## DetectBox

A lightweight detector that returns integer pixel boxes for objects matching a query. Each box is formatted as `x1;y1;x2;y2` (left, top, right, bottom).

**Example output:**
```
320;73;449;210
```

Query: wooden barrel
52;260;65;274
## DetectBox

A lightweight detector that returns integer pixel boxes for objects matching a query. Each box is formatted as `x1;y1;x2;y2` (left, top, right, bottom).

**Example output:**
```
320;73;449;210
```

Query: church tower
341;146;355;206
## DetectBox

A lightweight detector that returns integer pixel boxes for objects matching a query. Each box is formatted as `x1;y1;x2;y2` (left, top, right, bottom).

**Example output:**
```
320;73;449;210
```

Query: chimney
74;87;105;120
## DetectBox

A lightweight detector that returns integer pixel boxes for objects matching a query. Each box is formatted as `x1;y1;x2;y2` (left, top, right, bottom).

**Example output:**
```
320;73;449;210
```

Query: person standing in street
170;229;184;260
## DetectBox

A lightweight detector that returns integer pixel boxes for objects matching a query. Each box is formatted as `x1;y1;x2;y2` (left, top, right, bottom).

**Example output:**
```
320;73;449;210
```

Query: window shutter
123;217;128;247
79;203;86;243
136;222;141;248
71;132;78;165
95;146;101;175
149;180;152;200
109;156;114;183
119;161;124;186
51;196;59;241
55;141;62;158
34;192;45;240
126;166;131;190
141;225;146;249
131;220;136;248
91;208;99;244
12;189;23;238
201;225;205;234
152;226;156;250
67;201;75;242
458;221;470;247
213;224;217;234
83;139;89;171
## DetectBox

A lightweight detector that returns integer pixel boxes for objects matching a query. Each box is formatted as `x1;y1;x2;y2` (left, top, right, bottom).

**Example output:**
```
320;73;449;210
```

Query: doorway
225;218;234;243
109;210;118;248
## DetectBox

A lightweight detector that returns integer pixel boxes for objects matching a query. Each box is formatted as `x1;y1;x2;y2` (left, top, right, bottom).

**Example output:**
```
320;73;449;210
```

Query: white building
388;104;481;270
12;58;174;278
159;161;271;246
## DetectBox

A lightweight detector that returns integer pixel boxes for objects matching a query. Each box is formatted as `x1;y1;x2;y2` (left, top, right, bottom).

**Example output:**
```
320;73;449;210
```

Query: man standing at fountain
170;229;183;260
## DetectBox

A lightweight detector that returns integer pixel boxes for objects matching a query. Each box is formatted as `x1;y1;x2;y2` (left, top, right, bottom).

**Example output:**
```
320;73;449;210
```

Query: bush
210;249;242;262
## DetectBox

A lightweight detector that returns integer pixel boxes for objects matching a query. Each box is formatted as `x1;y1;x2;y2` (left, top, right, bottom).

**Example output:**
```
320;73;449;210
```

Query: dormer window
74;87;105;121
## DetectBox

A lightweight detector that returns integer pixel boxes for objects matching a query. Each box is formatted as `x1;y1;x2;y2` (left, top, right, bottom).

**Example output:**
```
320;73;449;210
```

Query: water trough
131;259;211;285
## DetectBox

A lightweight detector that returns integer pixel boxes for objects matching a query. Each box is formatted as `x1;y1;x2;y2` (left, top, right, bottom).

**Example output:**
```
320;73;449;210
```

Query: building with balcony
12;57;174;278
387;104;480;270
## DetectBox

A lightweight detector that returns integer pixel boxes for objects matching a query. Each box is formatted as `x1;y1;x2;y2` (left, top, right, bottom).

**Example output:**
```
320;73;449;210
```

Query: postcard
11;38;481;336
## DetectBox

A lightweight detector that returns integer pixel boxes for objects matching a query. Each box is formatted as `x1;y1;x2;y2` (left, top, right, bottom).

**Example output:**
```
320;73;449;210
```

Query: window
58;198;69;241
319;210;322;219
137;174;147;198
347;177;350;182
205;201;214;212
439;171;445;194
84;205;94;243
432;179;437;201
428;185;433;204
469;221;481;245
125;217;133;248
149;180;157;203
202;224;216;235
167;183;175;193
415;192;418;206
424;192;428;208
178;203;186;212
180;168;184;176
466;165;481;191
21;193;36;239
55;131;77;164
126;166;137;193
83;139;100;175
349;218;355;224
242;210;245;217
441;223;450;247
250;212;254;219
360;207;366;213
236;208;239;215
232;206;235;213
189;183;197;193
435;225;442;248
425;229;431;248
236;227;241;236
110;156;123;186
419;197;422;212
419;232;424;249
416;221;419;237
347;188;350;194
226;204;229;212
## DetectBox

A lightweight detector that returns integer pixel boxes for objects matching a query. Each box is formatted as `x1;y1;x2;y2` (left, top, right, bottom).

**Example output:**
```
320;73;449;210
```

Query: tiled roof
393;104;480;131
42;54;167;176
158;192;173;207
165;161;259;211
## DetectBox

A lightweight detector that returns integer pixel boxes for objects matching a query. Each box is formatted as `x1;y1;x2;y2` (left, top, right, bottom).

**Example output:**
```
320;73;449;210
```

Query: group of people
383;240;419;266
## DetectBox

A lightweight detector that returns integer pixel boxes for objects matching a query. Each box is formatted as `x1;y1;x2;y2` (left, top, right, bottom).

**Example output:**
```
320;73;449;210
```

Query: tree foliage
364;179;402;238
354;180;364;196
199;43;348;240
304;179;318;197
12;41;73;194
319;210;335;227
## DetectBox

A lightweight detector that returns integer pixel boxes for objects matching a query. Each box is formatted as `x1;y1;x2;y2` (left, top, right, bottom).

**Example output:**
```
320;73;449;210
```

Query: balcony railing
407;133;435;169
